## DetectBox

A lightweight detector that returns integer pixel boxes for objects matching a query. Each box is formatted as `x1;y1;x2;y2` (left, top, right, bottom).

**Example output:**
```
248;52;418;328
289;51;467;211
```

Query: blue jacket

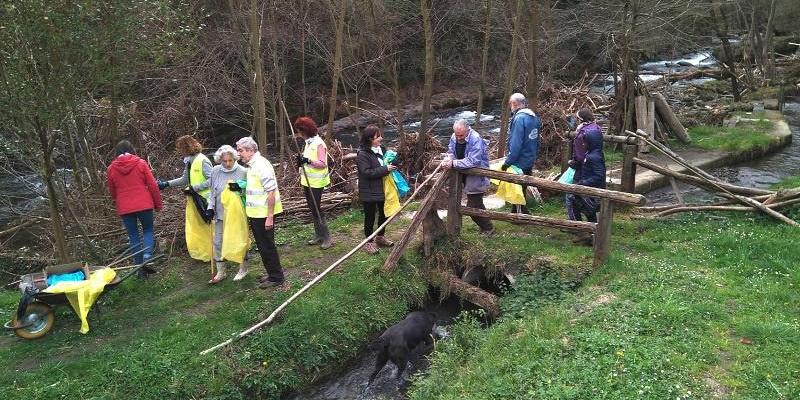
577;129;606;189
448;128;491;194
506;108;540;171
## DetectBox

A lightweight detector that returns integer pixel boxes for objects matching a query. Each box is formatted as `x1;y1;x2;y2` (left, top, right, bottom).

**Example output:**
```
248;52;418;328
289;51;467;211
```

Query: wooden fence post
447;169;462;236
560;139;572;172
621;143;638;193
592;198;613;267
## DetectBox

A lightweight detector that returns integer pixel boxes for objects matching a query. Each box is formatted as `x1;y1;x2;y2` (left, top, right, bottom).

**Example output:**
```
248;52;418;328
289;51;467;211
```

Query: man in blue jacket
502;93;541;214
441;119;494;234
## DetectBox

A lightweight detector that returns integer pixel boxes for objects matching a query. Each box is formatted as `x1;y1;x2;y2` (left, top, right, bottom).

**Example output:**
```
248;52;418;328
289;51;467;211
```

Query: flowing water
645;102;800;205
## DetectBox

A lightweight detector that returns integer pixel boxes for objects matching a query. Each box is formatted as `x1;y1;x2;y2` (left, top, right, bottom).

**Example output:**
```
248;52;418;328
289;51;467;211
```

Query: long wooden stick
628;130;798;226
200;164;445;355
632;157;774;196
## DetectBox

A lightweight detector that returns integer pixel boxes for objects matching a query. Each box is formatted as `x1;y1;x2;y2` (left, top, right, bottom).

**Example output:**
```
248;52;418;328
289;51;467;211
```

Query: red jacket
107;154;163;216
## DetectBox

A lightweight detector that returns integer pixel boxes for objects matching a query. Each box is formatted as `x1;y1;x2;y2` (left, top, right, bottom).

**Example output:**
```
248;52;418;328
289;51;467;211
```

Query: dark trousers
466;194;494;232
248;217;284;282
565;194;599;223
121;209;154;265
514;168;533;214
362;201;387;240
304;186;330;240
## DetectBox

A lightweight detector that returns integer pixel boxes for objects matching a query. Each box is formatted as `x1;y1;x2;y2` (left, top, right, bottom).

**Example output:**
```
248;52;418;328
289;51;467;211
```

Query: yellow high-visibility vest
300;136;330;188
245;154;283;218
189;153;211;199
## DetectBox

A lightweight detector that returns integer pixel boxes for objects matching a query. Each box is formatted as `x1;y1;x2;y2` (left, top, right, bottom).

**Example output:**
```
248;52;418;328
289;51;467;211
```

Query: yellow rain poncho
43;268;117;334
383;174;402;216
186;199;213;261
220;186;250;264
490;163;526;205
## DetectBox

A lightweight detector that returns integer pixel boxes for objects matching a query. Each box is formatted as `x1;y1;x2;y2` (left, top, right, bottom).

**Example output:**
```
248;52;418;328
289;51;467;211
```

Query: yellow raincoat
220;185;250;264
43;268;117;334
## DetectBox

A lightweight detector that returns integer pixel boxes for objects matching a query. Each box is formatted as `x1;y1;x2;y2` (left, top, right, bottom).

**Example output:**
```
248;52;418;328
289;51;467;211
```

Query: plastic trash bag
220;184;250;264
383;150;410;197
383;174;402;216
44;268;117;334
489;163;526;205
558;167;576;184
186;198;213;262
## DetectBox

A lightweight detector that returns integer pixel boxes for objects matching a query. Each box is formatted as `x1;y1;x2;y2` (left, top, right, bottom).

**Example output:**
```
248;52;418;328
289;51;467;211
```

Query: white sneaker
233;261;249;281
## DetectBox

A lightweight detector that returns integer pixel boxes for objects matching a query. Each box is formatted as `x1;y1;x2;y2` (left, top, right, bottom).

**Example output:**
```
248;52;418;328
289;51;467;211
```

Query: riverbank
609;108;793;193
409;193;800;399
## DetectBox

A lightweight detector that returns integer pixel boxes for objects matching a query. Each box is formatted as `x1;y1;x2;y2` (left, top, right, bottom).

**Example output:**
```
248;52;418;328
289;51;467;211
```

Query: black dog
368;311;437;383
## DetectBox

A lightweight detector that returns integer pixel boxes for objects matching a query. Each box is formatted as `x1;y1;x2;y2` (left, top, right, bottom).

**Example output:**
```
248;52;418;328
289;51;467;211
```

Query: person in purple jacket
567;108;602;221
440;119;494;234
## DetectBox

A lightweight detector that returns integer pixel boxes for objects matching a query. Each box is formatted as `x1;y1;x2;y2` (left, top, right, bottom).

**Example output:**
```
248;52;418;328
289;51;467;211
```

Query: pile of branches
395;131;445;180
531;77;612;169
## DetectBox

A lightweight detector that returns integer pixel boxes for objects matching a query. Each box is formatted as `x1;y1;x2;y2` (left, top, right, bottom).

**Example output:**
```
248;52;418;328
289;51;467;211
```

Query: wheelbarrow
3;249;164;339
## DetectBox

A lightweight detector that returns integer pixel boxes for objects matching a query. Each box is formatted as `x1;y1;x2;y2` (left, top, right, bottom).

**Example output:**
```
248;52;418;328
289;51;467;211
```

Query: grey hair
235;136;258;152
453;118;469;130
509;92;528;107
214;144;239;163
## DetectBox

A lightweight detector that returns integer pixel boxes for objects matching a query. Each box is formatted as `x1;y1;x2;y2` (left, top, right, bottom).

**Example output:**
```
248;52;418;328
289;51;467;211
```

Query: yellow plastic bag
220;185;250;264
489;162;526;205
44;268;117;334
186;198;213;261
383;174;402;216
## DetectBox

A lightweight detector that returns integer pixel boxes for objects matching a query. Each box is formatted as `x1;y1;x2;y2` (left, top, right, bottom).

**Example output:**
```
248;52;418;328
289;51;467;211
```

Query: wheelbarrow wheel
12;301;54;340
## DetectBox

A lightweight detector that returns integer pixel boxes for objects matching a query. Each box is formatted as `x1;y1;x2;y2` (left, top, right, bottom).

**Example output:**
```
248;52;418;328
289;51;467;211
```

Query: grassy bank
687;115;775;152
409;200;800;399
0;209;427;399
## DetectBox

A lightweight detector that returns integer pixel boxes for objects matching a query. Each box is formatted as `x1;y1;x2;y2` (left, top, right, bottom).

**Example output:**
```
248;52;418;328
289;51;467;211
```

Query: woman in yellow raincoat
157;135;213;262
206;145;250;283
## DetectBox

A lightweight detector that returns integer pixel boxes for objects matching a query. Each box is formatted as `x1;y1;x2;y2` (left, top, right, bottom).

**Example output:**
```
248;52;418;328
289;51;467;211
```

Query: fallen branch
628;130;799;226
199;164;445;356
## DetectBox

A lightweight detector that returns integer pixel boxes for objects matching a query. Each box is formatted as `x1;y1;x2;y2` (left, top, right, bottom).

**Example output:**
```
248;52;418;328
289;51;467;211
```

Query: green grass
409;211;800;399
687;118;775;152
0;209;427;399
771;174;800;190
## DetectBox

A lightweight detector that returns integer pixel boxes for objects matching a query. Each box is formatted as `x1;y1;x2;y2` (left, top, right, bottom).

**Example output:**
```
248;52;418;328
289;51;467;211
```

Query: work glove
157;179;168;190
295;155;310;167
205;208;215;220
500;164;510;171
228;182;241;192
182;186;194;195
568;159;576;168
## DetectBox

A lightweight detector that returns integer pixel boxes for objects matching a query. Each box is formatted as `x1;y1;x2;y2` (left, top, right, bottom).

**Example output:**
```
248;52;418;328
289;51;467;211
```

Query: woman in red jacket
107;141;163;273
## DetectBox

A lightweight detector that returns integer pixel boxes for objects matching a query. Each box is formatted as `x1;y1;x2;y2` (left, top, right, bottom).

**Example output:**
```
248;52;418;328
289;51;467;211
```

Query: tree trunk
36;123;68;263
496;0;525;159
249;0;268;152
710;1;741;102
415;0;435;171
763;0;777;81
475;0;492;129
526;1;539;107
325;0;347;142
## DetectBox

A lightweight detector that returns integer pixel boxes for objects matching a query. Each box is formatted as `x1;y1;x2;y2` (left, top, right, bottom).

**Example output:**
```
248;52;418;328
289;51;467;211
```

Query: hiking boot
479;228;495;236
320;237;334;250
363;242;379;255
306;236;322;246
375;236;394;248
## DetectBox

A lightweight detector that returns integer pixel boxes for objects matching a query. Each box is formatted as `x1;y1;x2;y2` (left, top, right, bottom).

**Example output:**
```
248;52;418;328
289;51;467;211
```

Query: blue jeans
121;210;155;264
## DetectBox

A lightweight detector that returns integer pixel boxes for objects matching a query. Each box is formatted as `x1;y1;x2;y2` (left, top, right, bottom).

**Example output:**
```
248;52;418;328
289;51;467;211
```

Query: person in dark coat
566;127;606;234
107;140;163;274
356;125;397;255
566;108;602;220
